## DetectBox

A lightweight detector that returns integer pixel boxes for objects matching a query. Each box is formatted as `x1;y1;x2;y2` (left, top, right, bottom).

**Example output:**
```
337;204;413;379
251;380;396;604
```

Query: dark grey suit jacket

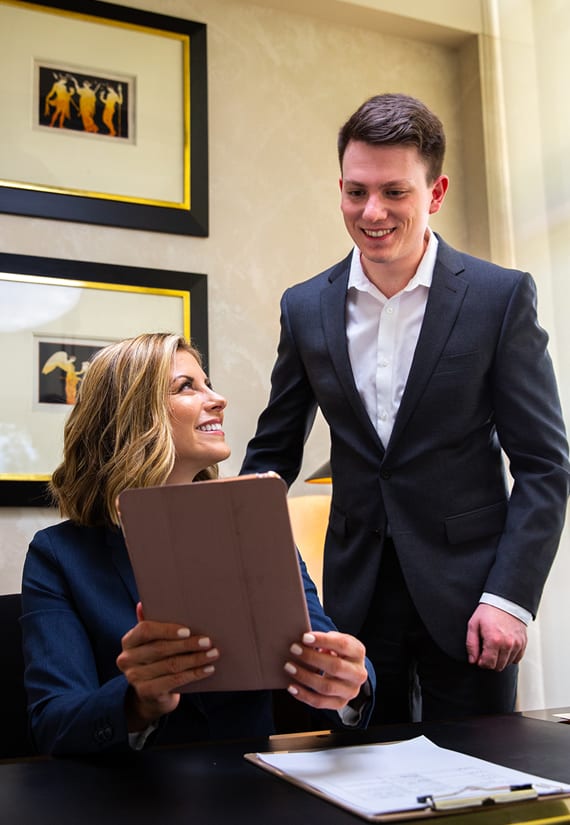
242;236;570;660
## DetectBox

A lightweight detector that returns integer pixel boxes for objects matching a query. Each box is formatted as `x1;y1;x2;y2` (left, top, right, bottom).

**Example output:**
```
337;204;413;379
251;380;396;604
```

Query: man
241;93;569;724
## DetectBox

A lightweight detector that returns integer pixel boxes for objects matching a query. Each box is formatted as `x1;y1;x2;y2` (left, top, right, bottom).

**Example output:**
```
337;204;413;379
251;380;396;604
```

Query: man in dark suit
241;93;569;724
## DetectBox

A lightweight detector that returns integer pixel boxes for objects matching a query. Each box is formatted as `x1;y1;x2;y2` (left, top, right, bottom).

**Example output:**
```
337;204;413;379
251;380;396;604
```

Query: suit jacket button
380;470;391;480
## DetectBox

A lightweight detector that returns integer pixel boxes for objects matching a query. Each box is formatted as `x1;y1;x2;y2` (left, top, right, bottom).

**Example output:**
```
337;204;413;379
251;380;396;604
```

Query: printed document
248;735;570;819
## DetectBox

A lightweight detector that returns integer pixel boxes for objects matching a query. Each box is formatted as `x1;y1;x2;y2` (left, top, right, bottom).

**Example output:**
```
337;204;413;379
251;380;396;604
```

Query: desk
522;706;570;724
1;714;569;824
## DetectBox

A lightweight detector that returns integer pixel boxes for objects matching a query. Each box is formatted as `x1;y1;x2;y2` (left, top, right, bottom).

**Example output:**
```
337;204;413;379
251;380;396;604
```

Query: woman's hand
284;631;368;711
116;602;219;732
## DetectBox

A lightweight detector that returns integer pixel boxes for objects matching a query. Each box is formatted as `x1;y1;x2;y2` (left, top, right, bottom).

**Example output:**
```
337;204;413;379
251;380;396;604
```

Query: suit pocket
432;350;479;376
444;501;507;545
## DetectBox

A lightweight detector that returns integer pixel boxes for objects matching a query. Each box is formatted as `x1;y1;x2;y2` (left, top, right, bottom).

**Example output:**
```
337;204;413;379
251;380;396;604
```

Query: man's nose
362;196;388;222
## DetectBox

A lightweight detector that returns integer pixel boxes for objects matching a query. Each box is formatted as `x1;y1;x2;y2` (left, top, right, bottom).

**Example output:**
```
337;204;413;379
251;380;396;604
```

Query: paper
553;713;570;721
249;735;570;818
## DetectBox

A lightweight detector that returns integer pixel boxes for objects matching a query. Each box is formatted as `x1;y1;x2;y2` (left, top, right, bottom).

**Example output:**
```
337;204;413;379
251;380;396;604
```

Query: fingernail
289;643;303;655
198;637;211;648
288;685;298;695
303;633;316;644
284;662;297;675
203;665;215;674
177;627;191;638
205;647;219;659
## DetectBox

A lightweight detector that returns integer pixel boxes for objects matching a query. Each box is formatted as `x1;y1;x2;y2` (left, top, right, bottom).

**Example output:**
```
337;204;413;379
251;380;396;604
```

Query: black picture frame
0;252;208;506
0;0;208;236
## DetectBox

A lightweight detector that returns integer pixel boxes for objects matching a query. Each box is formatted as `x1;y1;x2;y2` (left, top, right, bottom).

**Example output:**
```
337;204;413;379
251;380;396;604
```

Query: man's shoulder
436;234;527;284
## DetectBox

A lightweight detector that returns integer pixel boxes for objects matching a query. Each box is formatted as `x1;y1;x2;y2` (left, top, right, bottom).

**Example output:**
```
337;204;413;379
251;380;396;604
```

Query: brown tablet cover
117;474;310;692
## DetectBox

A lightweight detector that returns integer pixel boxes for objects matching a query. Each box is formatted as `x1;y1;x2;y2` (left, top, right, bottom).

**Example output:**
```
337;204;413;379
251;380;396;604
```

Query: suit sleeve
241;289;319;486
21;531;134;755
484;271;569;612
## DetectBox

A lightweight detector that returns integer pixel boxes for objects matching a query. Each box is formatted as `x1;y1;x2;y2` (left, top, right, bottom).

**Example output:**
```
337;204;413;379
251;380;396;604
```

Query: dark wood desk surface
521;705;570;723
1;714;569;825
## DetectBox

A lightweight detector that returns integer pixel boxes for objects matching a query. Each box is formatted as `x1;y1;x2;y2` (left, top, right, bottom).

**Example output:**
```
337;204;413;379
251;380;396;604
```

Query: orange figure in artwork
75;80;100;133
44;74;77;129
41;352;89;405
100;83;123;137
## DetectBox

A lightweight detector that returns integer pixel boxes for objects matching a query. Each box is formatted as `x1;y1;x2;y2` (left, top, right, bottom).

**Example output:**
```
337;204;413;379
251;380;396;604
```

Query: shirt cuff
128;720;159;751
336;679;372;727
480;592;532;625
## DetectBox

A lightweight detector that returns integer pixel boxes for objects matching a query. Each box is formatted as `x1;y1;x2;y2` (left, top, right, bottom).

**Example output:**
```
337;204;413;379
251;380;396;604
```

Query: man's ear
429;175;449;215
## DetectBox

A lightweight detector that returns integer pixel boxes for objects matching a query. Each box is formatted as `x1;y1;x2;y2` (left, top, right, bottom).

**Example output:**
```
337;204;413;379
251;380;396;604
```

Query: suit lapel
106;528;139;606
386;241;468;454
321;256;385;452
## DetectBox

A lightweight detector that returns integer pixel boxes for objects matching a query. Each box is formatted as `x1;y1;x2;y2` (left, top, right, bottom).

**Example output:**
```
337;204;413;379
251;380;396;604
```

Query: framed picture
0;252;208;506
0;0;208;235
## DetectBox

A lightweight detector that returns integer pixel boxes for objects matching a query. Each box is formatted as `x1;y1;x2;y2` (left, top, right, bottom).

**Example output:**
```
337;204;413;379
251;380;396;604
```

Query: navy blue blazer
242;236;570;659
22;521;374;755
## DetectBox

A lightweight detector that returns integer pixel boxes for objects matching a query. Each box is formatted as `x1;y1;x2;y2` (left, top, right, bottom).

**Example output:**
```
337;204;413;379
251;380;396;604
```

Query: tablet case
118;474;311;692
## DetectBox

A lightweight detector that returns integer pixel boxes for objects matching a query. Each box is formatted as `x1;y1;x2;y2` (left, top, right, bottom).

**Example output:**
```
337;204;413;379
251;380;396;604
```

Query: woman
22;333;373;755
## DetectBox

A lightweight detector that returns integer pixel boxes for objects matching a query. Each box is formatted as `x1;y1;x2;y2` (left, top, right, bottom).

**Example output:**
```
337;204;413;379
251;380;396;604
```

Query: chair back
287;494;331;599
0;594;34;758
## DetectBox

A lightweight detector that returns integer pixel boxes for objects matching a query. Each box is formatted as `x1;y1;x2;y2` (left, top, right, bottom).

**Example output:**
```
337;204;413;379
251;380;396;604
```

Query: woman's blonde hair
50;332;218;528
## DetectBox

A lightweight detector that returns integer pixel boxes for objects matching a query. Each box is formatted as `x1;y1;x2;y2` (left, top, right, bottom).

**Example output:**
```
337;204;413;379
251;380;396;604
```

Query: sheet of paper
553;713;570;721
253;735;570;818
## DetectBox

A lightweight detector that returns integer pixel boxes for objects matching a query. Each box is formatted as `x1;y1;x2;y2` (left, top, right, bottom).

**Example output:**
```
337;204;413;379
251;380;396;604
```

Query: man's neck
360;231;430;299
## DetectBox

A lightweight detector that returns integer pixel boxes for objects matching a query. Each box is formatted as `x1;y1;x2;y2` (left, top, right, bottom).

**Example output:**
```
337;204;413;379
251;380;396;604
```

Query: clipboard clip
417;784;538;811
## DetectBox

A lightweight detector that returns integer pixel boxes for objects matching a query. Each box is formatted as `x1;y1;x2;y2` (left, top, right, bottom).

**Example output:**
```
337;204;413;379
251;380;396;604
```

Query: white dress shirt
345;230;531;626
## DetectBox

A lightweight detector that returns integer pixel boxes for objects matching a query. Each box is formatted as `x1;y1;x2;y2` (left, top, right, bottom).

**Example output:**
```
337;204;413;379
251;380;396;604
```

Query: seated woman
22;332;374;755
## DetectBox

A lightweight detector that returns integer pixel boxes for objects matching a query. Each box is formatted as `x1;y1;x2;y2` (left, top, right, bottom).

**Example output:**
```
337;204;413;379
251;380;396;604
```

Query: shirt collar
348;228;439;295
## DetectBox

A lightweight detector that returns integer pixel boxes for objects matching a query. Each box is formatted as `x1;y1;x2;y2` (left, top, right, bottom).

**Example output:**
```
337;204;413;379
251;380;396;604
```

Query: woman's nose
208;390;227;410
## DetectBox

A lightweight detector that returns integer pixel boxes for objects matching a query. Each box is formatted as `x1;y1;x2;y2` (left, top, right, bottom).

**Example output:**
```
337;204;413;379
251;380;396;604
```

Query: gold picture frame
0;252;208;505
0;0;208;235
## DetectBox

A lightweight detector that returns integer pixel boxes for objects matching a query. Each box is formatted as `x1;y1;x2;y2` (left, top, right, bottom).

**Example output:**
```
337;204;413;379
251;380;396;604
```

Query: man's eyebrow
342;177;412;188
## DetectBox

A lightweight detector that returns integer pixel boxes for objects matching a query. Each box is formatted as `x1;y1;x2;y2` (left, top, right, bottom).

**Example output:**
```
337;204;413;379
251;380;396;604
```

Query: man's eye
347;189;365;198
386;189;406;198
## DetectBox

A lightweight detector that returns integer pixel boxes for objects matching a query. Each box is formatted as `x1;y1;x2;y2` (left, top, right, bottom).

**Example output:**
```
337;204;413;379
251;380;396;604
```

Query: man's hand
284;631;368;710
466;603;527;670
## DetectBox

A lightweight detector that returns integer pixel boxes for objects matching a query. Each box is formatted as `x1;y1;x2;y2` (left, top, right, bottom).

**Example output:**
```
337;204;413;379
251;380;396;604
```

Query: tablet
118;474;310;692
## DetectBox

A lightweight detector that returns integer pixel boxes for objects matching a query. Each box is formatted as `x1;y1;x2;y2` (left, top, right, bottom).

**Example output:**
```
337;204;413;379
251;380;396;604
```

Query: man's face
339;141;448;284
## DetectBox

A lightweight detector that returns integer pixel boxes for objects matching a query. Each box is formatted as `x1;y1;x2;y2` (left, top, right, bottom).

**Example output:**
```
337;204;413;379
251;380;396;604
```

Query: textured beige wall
0;0;472;592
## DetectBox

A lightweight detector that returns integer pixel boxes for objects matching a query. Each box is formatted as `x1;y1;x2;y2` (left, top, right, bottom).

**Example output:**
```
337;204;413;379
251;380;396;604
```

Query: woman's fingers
285;631;368;710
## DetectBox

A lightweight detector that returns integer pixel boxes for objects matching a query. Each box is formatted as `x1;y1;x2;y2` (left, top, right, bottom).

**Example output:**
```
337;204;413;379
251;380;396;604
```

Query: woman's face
167;349;230;483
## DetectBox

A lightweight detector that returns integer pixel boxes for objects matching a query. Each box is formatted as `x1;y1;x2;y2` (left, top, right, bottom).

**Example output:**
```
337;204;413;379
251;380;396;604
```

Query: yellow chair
287;494;331;599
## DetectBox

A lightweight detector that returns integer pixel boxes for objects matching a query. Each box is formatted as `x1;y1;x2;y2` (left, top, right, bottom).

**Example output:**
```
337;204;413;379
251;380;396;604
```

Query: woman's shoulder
29;520;117;555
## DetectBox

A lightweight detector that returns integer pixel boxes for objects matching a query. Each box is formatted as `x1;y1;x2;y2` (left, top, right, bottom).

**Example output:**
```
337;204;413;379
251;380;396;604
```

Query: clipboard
117;474;310;693
244;736;570;822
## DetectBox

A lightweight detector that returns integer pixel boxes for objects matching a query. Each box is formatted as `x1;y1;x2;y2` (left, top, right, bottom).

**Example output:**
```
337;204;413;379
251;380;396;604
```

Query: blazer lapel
386;241;468;454
321;256;385;452
106;528;139;606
